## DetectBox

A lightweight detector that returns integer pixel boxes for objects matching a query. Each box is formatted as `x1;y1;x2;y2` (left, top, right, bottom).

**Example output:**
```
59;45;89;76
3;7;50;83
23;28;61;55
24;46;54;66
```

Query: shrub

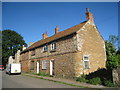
76;75;88;83
104;80;115;87
88;77;102;85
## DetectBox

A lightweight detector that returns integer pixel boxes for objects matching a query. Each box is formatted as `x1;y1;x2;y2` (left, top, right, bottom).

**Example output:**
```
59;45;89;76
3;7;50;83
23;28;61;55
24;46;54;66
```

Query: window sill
84;68;90;69
42;69;47;70
50;49;56;52
31;54;35;56
43;50;48;52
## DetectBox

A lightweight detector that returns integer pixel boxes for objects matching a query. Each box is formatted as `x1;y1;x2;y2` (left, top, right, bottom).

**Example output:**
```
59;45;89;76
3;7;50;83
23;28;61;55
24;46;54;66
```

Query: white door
50;60;54;76
37;61;40;74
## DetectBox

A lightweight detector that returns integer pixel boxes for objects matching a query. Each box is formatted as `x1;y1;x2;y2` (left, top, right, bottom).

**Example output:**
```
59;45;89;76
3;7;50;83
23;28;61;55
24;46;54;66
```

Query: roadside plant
88;77;102;85
76;74;88;83
104;80;116;87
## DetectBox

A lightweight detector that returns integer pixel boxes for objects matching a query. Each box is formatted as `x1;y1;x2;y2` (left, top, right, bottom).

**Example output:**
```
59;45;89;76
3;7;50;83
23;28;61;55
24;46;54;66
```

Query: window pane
51;42;56;50
84;56;88;60
84;61;89;69
42;60;47;69
31;61;34;70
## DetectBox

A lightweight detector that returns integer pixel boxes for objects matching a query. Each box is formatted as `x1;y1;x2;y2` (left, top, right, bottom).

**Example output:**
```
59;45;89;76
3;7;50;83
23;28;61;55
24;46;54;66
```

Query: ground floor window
42;60;47;69
83;55;90;69
30;61;34;70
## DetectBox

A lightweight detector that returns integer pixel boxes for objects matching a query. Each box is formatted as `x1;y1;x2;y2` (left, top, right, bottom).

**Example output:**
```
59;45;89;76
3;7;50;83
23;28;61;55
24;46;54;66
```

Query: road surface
2;71;78;88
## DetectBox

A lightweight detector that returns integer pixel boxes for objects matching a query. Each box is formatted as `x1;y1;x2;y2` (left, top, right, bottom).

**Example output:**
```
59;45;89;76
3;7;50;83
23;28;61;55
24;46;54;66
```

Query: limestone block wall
74;21;106;77
8;56;14;64
16;50;21;63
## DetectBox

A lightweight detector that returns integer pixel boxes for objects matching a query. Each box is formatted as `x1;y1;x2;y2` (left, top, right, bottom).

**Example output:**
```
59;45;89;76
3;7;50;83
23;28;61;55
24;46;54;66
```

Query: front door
50;59;54;76
36;61;40;74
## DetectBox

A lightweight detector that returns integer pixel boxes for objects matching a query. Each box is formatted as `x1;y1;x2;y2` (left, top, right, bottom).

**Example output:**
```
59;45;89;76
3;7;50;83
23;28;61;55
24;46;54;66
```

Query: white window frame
83;55;90;69
42;60;47;69
51;42;56;51
43;44;48;52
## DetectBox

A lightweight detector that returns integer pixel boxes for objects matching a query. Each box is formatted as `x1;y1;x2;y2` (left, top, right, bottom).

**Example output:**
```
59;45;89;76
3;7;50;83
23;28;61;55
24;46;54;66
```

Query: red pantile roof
21;21;87;53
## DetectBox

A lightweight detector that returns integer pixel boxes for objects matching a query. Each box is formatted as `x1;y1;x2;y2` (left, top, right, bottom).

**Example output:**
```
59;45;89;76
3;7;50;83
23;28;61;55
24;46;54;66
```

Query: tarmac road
2;71;78;88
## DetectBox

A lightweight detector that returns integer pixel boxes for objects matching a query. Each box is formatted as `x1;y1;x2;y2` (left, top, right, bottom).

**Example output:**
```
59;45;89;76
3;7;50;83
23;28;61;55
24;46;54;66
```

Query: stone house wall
21;21;106;79
73;21;106;77
21;34;78;79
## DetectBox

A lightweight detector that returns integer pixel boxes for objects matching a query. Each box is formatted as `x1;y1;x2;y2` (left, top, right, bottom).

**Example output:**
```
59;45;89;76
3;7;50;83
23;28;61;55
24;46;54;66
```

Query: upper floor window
83;55;90;69
31;49;35;56
43;44;48;52
51;42;56;51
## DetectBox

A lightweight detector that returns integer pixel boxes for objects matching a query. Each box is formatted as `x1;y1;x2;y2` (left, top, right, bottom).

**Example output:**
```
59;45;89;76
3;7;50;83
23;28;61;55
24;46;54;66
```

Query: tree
116;49;120;65
108;35;118;49
105;41;118;69
2;30;27;65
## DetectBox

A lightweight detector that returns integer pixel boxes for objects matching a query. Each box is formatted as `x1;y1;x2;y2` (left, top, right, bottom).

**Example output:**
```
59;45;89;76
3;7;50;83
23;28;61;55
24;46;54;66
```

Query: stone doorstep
23;73;107;88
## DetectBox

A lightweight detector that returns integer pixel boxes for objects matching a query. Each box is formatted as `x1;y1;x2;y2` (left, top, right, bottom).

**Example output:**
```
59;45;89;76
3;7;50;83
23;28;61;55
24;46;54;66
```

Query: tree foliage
2;30;27;65
105;40;119;69
108;35;118;49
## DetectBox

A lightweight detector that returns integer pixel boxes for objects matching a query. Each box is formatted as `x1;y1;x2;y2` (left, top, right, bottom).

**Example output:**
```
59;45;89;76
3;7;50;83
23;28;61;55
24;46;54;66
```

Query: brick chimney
55;25;59;34
86;8;94;23
43;32;48;39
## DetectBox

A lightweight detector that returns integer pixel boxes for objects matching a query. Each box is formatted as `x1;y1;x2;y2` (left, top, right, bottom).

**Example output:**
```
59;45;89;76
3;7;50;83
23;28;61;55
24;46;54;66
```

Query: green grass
32;72;50;77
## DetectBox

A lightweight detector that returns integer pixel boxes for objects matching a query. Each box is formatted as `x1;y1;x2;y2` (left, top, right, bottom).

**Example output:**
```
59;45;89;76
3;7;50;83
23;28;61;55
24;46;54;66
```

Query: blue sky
2;2;118;47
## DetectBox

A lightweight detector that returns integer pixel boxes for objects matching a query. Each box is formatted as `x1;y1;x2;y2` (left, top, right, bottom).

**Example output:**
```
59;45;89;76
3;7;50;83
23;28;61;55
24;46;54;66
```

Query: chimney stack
55;25;59;34
85;8;94;23
22;45;26;51
30;42;34;46
43;32;48;39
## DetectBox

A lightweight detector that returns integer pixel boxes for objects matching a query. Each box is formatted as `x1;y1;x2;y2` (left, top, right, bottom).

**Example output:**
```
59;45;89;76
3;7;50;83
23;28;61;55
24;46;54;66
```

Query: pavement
22;72;108;88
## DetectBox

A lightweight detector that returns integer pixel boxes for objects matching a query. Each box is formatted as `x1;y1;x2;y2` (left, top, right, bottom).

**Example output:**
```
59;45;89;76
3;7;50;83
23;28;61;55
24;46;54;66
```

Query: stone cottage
20;8;106;79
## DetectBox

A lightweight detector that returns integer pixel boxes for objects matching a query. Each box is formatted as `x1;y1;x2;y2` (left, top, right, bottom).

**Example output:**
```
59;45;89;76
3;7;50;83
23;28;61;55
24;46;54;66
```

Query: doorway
36;61;40;74
50;59;54;76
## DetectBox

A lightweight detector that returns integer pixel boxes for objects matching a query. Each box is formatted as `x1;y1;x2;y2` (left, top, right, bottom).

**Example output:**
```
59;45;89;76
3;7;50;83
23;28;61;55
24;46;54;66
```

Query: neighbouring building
8;50;21;64
20;8;106;79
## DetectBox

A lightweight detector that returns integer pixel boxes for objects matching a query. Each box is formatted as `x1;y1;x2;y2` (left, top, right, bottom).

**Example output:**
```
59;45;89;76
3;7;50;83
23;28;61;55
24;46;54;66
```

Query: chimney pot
43;32;48;39
86;8;89;12
85;8;94;23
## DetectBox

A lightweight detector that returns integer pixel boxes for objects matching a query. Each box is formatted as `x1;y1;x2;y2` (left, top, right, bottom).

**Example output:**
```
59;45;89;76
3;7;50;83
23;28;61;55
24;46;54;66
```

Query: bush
76;75;88;83
104;80;115;87
88;77;102;85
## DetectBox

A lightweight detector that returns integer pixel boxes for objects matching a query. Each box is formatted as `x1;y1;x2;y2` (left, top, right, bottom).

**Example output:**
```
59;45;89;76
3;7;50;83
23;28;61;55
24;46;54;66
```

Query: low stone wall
112;66;120;87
